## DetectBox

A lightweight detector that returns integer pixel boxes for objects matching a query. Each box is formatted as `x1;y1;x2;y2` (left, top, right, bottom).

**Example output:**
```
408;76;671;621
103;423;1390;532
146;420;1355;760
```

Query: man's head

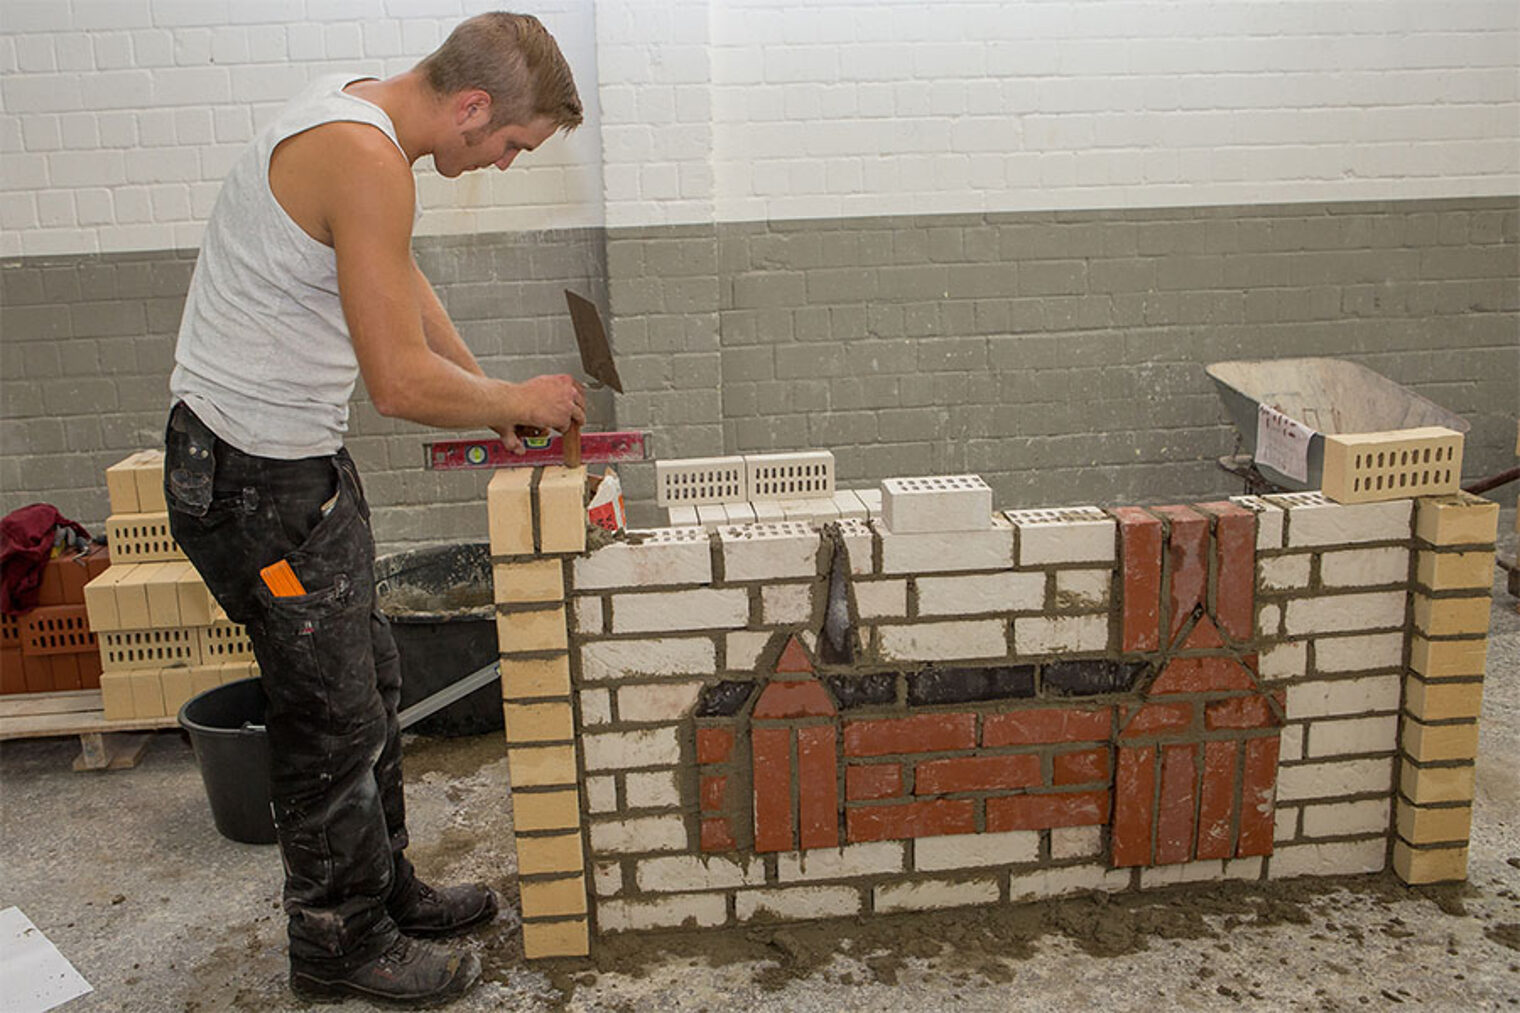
418;12;583;135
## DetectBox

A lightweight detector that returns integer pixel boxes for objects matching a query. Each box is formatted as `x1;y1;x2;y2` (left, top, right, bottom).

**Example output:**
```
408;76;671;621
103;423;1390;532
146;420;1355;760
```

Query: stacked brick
0;544;111;695
83;451;257;720
485;468;1501;953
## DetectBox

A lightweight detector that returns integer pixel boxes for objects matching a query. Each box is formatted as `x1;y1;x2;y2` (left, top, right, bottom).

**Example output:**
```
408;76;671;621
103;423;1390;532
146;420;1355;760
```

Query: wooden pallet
0;689;178;770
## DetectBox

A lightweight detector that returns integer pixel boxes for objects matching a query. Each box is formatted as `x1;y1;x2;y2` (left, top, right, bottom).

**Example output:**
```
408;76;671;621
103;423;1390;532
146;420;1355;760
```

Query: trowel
561;289;624;468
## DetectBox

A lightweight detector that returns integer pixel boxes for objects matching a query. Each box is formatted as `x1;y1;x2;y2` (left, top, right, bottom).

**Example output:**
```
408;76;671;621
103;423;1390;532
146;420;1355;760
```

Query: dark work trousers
164;401;417;971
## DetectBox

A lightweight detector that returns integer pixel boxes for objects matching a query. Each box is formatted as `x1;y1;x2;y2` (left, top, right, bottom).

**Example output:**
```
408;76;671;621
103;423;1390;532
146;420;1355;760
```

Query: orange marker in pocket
260;558;307;598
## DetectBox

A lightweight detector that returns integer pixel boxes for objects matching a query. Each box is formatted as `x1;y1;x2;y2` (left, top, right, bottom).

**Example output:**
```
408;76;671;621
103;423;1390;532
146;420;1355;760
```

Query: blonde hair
418;12;582;132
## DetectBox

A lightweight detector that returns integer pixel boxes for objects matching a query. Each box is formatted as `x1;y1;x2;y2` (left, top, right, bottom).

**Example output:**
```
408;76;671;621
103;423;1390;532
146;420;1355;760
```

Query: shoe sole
290;952;481;1009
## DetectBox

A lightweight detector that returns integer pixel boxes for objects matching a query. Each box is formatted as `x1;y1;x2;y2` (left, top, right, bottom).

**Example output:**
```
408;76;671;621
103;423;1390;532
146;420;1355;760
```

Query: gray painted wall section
1;197;1515;551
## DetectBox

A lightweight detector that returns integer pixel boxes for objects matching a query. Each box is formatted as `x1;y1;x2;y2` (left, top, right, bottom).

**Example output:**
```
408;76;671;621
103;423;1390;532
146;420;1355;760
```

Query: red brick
1237;735;1279;858
701;775;727;811
36;559;67;606
19;604;95;656
1195;740;1238;860
697;727;735;764
79;651;102;689
1149;655;1254;695
1112;745;1156;867
48;653;83;691
844;712;976;757
1206;695;1276;730
1178;614;1224;650
1154;504;1209;641
986;791;1109;831
797;725;839;850
0;614;19;650
752;726;793;852
1120;702;1194;739
846;764;903;801
0;648;25;695
982;707;1111;747
1114;507;1163;652
775;635;813;674
1052;748;1110;786
1198;501;1255;643
1155;743;1198;865
753;678;835;720
85;545;110;580
59;552;92;605
915;754;1041;795
21;653;54;693
846;799;975;842
701;817;737;852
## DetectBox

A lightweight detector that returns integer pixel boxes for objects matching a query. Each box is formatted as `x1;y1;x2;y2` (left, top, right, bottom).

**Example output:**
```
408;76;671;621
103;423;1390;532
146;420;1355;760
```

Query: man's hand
495;374;586;454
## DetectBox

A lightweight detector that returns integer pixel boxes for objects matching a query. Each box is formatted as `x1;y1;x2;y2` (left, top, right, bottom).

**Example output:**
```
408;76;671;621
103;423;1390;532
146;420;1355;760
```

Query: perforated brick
655;456;746;507
746;450;835;501
573;527;710;590
1004;506;1116;565
719;522;820;581
199;622;253;663
100;627;200;671
105;513;184;563
881;474;992;533
1321;427;1464;504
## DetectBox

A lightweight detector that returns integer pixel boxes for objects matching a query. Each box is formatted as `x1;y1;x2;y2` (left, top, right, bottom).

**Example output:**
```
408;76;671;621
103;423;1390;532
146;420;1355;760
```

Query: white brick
583;728;681;771
1276;757;1394;801
1268;493;1412;547
831;490;869;520
1233;496;1285;550
573;528;711;589
579;688;612;727
1275;805;1300;842
1300;799;1391;839
612;588;749;634
625;770;681;809
696;505;727;531
636;854;766;893
655;455;745;507
914;830;1039;871
879;619;1006;662
1285;674;1401;719
1138;857;1260;888
573;595;604;634
720;522;820;581
1050;825;1104;860
838;518;874;575
776;842;906;882
736;885;861;921
747;450;835;501
1258;555;1311;590
597;893;726;931
1268;839;1387;879
1283;591;1405;635
1054;569;1111;609
882;475;993;533
917;571;1044;616
853;579;906;618
762;582;814;624
593;861;623;897
1258;640;1306;680
581;638;715;681
1320;547;1410;588
1013;614;1109;655
586;776;616;813
1005;507;1116;565
617;681;703;723
1280;724;1305;763
1007;864;1131;902
725;631;770;671
1257;603;1282;638
1313;632;1404;672
879;516;1014;574
588;815;687;855
874;877;999;913
666;505;699;526
1306;715;1400;758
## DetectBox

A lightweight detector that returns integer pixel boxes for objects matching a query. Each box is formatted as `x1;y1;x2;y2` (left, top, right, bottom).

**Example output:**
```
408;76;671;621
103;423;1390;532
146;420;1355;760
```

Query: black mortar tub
179;677;277;845
374;542;501;738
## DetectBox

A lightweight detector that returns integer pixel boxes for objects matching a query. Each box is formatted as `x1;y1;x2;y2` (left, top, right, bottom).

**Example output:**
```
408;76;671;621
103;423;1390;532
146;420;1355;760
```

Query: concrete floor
3;512;1517;1013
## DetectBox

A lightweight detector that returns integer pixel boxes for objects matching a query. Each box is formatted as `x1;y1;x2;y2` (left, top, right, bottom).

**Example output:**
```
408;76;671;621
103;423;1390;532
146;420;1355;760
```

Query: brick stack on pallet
0;544;111;695
82;450;258;721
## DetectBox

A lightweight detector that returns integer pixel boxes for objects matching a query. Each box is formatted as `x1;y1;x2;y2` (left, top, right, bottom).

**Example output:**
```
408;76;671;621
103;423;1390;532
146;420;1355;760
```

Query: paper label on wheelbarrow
1257;404;1313;483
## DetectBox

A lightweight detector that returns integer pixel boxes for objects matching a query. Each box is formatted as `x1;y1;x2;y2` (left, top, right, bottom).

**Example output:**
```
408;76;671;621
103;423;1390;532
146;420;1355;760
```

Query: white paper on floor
0;907;93;1013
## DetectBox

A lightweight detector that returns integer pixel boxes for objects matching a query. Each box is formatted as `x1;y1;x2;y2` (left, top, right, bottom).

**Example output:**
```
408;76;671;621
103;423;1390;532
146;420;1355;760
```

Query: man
163;13;585;1007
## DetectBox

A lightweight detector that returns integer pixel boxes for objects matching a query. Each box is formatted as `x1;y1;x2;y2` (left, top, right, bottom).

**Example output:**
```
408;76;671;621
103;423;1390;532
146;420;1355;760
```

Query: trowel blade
564;290;624;393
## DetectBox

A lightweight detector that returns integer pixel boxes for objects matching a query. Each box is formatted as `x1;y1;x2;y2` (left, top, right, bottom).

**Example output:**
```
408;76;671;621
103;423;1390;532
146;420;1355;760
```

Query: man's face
440;116;557;178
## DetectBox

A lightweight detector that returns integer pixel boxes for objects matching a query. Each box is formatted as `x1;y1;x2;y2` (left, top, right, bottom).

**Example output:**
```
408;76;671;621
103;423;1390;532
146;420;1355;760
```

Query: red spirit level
425;431;651;470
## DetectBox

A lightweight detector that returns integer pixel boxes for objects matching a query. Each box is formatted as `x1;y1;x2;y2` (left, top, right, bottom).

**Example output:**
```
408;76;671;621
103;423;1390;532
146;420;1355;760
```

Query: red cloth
1;504;90;616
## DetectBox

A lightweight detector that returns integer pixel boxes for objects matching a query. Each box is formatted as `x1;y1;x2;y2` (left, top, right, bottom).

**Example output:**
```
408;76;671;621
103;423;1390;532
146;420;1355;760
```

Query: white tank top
171;74;412;459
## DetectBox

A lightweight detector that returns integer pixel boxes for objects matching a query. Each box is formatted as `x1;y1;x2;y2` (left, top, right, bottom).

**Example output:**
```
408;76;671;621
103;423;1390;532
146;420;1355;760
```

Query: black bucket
178;677;277;845
375;542;500;738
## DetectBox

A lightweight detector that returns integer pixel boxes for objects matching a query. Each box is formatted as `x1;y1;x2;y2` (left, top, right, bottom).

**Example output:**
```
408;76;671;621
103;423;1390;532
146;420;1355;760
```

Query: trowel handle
564;421;582;468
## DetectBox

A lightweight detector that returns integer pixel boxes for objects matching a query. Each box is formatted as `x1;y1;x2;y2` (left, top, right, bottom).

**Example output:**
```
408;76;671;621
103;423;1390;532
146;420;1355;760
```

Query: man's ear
455;89;493;128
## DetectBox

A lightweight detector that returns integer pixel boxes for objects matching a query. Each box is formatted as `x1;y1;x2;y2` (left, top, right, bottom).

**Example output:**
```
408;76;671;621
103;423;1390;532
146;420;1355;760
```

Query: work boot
392;880;500;939
289;934;480;1008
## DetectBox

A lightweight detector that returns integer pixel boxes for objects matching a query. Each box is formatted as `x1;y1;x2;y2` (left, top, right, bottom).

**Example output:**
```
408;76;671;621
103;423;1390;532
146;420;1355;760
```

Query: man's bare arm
413;262;485;377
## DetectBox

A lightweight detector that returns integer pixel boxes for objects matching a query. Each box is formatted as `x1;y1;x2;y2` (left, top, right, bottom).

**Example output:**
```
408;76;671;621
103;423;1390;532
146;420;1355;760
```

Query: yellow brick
175;565;216;626
520;875;589;918
114;562;160;630
511;789;582;832
105;452;144;514
1321;427;1463;504
1392;841;1468;884
1410;635;1488;678
1399;759;1475;804
189;665;221;697
516;832;584;875
504;701;574;743
1414;492;1499;547
508;744;577;788
159;666;195;716
1402;717;1479;762
83;566;129;631
522;918;589;959
129;669;166;718
1404;676;1484;722
1416;549;1495;591
134;452;167;513
146;561;186;628
1395;799;1472;845
488;468;535;556
1413;594;1491;637
536;465;587;554
493;559;564;604
497;606;568;654
100;671;135;720
500;654;571;700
